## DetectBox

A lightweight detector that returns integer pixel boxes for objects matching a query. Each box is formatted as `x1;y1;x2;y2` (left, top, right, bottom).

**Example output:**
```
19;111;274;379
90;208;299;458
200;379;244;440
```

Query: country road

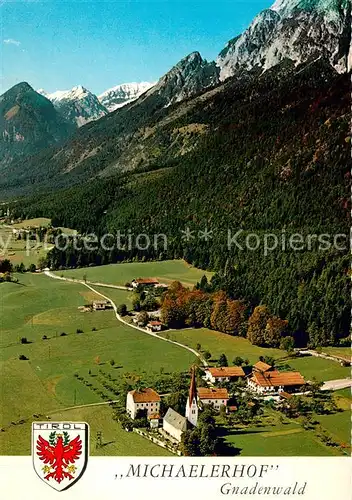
321;379;352;391
44;270;208;367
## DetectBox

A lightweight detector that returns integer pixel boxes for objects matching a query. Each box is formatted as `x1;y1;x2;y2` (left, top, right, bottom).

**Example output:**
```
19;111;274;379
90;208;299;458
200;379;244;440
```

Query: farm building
163;408;190;443
146;321;163;332
126;388;161;420
92;300;111;310
253;361;273;373
204;366;245;383
131;278;160;289
197;387;229;410
248;371;305;395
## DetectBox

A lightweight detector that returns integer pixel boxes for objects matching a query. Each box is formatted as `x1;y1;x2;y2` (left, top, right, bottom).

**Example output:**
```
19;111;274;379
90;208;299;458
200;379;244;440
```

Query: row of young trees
160;282;291;349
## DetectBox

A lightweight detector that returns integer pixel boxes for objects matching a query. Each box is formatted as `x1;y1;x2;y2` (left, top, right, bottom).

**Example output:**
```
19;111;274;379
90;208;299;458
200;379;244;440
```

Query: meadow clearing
160;329;351;381
55;259;213;287
0;218;76;266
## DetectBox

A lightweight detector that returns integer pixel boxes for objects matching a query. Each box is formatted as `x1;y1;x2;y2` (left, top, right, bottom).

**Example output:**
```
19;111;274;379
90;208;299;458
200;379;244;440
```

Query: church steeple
185;366;198;426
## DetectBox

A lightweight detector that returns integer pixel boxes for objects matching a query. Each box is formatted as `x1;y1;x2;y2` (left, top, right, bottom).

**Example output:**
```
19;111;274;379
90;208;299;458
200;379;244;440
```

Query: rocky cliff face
146;51;220;106
217;0;351;80
39;86;108;127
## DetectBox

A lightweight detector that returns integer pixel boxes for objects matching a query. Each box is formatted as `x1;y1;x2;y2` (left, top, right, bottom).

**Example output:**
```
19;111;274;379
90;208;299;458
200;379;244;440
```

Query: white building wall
163;420;183;443
185;397;198;426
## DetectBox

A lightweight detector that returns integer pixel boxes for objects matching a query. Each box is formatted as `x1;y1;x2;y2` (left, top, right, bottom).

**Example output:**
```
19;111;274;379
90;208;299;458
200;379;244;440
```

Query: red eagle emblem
36;431;82;484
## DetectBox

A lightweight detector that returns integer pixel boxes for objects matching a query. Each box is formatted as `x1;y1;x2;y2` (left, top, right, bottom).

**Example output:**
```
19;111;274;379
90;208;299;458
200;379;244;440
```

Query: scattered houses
126;388;161;420
204;366;245;384
163;408;189;443
248;370;305;395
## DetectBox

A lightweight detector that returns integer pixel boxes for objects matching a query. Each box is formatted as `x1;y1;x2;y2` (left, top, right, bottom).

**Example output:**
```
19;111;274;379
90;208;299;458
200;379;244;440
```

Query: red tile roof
133;278;159;285
253;361;272;372
130;388;161;403
148;321;162;326
198;387;229;400
251;371;305;388
207;366;245;378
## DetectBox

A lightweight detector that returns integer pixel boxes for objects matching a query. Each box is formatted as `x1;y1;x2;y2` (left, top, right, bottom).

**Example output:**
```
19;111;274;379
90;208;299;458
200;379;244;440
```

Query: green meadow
55;259;213;287
0;272;195;454
160;329;350;381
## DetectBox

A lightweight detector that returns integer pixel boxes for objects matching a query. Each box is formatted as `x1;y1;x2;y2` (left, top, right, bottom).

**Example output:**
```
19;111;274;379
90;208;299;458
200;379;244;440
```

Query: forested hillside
12;59;351;347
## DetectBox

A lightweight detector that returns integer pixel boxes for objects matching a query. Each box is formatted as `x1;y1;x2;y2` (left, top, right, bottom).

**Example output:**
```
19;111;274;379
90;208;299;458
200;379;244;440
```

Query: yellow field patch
31;308;74;325
5;105;20;120
79;290;101;302
261;428;302;438
46;376;62;396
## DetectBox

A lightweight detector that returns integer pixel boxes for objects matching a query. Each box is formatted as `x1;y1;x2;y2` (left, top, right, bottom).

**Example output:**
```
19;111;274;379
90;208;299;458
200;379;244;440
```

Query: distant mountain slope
0;82;74;170
39;86;108;127
99;82;155;112
13;58;350;345
217;0;351;79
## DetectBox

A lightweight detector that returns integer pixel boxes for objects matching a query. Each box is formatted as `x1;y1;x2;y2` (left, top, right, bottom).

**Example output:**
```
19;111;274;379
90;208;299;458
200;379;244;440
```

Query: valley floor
0;261;350;456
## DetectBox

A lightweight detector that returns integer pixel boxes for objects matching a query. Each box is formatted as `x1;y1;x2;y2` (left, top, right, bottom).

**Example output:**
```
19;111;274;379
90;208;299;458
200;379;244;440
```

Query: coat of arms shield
32;422;89;491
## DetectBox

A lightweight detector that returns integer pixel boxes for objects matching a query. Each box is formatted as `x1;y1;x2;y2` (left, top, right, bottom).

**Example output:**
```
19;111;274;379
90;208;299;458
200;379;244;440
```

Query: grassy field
323;347;351;362
160;329;351;381
55;259;213;287
11;218;52;228
221;410;342;457
0;273;195;455
0;225;49;266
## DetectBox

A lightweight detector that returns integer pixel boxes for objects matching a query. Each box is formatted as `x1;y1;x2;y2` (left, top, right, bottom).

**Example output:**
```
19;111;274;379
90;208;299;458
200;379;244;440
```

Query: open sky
1;0;272;95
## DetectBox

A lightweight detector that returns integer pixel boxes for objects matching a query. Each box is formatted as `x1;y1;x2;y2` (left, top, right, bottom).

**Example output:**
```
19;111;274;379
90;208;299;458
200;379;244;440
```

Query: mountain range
0;0;350;193
1;0;350;345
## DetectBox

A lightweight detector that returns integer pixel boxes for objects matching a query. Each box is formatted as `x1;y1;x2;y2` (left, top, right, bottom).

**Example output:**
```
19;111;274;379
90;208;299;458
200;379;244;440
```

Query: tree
117;304;127;316
110;359;115;366
247;305;271;346
28;263;36;273
196;343;202;352
264;316;288;347
218;353;228;367
203;351;212;361
233;356;244;366
20;337;28;344
136;310;149;326
132;293;141;312
280;336;295;354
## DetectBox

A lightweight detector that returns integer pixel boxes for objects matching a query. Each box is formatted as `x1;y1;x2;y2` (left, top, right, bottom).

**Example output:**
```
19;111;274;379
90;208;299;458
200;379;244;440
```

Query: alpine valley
1;0;351;348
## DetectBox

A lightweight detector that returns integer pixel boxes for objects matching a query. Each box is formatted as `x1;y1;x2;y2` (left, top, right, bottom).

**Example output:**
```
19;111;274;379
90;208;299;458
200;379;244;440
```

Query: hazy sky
1;0;272;95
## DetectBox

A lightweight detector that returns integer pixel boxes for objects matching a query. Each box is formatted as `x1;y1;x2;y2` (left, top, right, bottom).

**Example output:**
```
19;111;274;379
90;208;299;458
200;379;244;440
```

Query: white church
162;367;229;443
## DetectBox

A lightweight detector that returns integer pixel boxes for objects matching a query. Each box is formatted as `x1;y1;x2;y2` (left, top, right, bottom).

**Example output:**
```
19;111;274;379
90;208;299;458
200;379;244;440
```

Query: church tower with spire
185;366;198;427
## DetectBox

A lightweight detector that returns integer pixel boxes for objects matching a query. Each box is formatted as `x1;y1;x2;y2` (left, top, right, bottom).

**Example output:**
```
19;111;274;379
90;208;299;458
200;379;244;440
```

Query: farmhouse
126;388;161;420
146;320;163;332
253;361;273;373
92;300;111;310
248;371;305;395
204;366;245;383
131;278;160;289
163;408;189;443
197;387;229;410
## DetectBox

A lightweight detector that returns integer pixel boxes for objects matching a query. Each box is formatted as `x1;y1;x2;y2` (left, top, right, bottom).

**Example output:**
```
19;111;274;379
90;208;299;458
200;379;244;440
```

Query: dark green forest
10;59;351;347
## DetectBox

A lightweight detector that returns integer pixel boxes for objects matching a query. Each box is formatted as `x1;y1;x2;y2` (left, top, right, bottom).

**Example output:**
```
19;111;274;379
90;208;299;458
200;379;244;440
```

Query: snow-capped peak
98;82;156;112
